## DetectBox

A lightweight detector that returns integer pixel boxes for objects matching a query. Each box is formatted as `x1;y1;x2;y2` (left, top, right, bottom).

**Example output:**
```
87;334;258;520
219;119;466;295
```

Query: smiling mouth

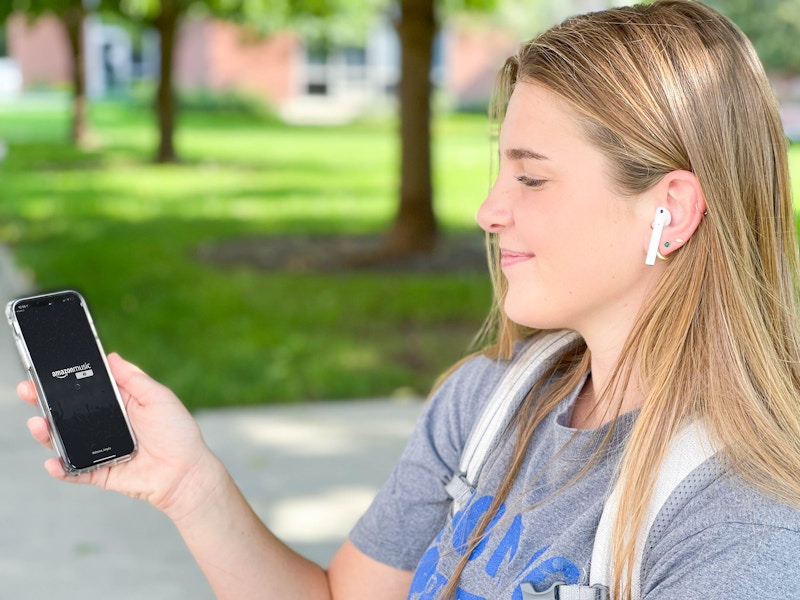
500;248;535;267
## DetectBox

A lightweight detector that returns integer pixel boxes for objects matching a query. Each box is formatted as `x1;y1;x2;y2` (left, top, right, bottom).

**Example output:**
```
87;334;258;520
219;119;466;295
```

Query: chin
503;300;565;332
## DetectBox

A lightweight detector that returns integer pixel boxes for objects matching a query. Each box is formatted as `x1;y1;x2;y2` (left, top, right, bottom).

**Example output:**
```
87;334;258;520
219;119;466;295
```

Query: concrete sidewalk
0;247;424;599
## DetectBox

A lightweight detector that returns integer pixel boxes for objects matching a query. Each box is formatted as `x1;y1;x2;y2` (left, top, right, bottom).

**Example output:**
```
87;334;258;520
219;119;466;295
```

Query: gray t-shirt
350;347;800;599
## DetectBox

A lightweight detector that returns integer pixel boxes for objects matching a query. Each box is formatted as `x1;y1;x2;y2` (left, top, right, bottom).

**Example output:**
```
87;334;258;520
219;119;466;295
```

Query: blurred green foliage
0;96;797;409
707;0;800;73
0;99;493;409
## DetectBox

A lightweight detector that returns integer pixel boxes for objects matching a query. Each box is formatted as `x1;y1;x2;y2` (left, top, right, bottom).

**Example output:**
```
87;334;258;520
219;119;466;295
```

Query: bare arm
168;461;412;599
20;353;412;600
329;541;413;599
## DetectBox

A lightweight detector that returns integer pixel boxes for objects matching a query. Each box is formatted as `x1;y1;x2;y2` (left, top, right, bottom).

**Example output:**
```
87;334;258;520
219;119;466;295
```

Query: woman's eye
515;175;546;188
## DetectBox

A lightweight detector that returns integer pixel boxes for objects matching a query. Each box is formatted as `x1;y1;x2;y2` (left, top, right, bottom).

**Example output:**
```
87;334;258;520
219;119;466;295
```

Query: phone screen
13;291;135;471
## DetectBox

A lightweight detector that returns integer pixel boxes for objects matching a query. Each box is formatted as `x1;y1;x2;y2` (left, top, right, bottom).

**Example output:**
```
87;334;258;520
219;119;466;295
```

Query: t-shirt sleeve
349;353;506;571
641;479;800;599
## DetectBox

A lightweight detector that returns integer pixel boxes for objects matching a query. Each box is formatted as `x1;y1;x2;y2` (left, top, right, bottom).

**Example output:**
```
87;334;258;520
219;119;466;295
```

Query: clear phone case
6;290;137;475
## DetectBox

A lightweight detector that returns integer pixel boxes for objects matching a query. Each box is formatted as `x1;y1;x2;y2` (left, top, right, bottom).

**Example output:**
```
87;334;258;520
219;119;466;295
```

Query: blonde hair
442;1;800;598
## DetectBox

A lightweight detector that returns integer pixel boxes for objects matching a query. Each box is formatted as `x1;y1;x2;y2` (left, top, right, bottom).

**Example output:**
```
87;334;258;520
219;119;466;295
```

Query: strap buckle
444;472;474;513
520;581;610;600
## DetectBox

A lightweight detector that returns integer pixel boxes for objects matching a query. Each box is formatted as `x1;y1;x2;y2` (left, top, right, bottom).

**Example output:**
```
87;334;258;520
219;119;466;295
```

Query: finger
27;416;52;449
108;352;150;396
43;458;72;481
108;352;178;408
107;352;146;382
38;448;110;485
45;458;118;488
16;381;37;406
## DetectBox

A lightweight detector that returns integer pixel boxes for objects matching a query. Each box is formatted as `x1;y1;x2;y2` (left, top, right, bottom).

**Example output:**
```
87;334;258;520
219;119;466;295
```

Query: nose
477;181;512;233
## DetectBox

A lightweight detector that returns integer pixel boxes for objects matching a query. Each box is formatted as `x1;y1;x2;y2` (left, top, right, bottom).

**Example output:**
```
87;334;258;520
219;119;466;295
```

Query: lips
500;248;535;268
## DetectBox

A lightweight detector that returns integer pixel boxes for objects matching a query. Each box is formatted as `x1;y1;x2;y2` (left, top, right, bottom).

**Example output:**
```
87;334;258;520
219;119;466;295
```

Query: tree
101;0;278;163
99;0;192;162
256;0;486;257
385;0;438;254
103;0;366;163
0;0;92;147
385;0;496;257
143;0;182;163
110;0;496;253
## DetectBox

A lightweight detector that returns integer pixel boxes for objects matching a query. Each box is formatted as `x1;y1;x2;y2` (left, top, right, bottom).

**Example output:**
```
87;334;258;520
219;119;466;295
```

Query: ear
643;170;706;259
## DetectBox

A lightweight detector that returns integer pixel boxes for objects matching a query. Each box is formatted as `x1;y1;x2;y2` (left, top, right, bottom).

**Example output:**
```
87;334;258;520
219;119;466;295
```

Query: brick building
3;12;517;123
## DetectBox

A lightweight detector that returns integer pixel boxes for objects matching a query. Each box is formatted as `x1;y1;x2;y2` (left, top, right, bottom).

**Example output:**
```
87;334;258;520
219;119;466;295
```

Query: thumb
107;353;177;408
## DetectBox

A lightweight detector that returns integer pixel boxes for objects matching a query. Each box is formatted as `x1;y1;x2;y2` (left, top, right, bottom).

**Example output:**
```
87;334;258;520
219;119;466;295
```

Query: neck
570;335;643;430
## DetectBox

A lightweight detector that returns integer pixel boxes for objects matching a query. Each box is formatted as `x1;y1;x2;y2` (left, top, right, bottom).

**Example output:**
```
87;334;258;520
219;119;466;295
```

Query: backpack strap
445;330;582;514
589;420;718;597
520;420;718;600
446;331;720;600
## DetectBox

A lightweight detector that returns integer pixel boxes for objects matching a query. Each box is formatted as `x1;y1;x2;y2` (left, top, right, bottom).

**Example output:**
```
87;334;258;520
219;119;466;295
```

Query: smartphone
7;290;137;475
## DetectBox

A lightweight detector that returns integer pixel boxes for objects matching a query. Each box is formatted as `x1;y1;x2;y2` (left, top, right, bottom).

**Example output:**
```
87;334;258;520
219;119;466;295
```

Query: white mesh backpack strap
445;330;582;514
521;421;718;600
588;420;718;599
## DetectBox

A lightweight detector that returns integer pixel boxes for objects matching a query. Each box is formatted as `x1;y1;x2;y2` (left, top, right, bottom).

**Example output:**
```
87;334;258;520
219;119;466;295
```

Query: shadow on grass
195;232;488;274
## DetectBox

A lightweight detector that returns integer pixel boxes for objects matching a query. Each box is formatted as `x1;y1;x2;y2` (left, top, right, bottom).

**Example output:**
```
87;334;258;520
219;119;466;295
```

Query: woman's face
477;81;659;340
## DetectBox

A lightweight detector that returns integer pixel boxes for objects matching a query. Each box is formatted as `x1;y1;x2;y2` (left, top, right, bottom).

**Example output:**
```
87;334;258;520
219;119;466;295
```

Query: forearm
170;454;331;600
19;358;336;599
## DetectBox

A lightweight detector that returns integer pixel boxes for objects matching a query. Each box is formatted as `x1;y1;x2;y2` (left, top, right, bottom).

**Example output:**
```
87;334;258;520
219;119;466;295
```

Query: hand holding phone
8;290;137;474
12;293;222;518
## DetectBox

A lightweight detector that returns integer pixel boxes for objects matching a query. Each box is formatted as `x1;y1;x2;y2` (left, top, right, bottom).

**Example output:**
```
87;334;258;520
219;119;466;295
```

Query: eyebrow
504;147;550;161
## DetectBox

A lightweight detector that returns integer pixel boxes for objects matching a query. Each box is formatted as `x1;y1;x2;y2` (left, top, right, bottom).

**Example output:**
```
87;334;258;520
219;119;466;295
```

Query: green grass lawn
0;97;798;410
0;98;494;409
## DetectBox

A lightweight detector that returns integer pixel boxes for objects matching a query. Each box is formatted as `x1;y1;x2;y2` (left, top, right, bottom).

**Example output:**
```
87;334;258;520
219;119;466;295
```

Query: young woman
18;1;800;598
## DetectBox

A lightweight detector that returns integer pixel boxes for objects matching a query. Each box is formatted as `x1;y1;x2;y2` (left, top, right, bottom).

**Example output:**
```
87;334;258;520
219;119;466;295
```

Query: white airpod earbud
645;206;672;265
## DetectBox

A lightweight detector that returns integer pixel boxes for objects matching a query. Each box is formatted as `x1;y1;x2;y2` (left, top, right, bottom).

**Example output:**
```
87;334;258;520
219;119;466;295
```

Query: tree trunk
385;0;438;256
62;2;89;148
153;0;181;163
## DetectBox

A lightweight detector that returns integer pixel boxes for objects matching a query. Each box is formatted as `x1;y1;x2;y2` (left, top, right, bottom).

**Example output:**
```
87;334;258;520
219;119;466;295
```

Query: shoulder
421;347;511;446
642;465;800;599
347;338;533;570
427;331;568;438
658;466;800;543
694;471;800;530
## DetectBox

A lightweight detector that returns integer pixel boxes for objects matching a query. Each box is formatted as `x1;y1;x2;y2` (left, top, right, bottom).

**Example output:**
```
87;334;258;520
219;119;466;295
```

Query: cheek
544;222;637;295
